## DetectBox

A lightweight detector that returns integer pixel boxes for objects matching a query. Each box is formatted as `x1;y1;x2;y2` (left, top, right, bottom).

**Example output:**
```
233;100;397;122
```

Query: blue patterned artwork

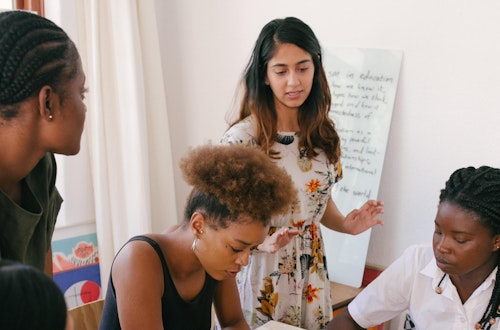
52;233;101;308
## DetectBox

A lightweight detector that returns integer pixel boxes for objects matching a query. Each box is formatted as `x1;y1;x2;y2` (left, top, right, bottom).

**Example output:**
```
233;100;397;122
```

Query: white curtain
71;0;178;289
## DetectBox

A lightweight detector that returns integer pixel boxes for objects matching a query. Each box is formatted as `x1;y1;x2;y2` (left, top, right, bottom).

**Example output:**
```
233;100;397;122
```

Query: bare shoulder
112;235;165;287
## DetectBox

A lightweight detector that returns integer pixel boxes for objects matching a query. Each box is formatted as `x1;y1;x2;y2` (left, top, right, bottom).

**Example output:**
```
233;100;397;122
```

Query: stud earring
48;114;53;120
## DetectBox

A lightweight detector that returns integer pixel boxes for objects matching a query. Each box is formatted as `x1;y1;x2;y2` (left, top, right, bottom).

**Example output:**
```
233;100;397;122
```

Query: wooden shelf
330;281;385;330
330;281;363;310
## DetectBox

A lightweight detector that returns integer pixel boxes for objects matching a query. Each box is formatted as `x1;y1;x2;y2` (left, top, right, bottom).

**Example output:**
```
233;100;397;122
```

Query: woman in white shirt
327;166;500;330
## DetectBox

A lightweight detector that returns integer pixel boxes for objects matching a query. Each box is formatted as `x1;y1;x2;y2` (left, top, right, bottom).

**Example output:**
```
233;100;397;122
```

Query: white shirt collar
420;257;497;296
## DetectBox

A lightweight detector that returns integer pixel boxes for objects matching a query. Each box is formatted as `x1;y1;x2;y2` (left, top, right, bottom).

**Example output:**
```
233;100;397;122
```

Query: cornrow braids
439;166;500;329
0;10;75;119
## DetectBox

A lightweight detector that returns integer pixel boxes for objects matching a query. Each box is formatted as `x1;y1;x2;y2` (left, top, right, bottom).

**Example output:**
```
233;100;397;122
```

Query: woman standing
221;17;384;329
0;10;87;275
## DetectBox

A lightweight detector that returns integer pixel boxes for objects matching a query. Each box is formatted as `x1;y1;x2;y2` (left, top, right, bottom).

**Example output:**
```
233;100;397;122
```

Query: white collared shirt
348;244;498;330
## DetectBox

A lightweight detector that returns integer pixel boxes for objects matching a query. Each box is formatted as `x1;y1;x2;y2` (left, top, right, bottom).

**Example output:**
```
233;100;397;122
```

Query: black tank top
99;235;218;329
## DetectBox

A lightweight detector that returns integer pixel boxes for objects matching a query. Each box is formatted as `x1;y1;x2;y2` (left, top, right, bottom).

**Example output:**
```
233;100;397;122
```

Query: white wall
154;0;500;270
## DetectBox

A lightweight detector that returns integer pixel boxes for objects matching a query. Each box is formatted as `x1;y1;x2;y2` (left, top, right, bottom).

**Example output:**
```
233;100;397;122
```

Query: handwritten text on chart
327;68;398;198
322;48;402;287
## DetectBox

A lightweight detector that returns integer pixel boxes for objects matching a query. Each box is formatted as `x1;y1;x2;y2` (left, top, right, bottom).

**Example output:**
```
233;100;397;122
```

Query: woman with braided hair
0;10;87;275
327;166;500;330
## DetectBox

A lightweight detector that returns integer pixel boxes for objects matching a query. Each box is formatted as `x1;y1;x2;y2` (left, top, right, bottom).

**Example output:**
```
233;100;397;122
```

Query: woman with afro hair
99;144;297;330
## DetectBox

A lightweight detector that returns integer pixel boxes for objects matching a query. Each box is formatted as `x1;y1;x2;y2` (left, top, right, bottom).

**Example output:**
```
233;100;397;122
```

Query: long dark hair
229;17;340;164
439;166;500;329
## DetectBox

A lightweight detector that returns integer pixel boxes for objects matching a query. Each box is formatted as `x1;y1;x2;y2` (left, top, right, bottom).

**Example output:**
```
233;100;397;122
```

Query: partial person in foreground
0;10;87;275
99;144;297;330
221;16;384;329
0;259;73;330
327;166;500;330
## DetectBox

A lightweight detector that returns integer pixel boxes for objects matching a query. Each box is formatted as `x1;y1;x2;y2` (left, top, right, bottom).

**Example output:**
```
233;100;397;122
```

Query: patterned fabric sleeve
220;117;257;146
403;313;416;330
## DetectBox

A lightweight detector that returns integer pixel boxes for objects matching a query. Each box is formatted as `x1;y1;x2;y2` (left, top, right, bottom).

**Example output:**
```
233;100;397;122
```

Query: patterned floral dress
220;117;341;330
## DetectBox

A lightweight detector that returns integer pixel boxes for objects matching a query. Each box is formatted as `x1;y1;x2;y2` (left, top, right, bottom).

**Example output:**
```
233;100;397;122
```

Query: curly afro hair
180;144;296;227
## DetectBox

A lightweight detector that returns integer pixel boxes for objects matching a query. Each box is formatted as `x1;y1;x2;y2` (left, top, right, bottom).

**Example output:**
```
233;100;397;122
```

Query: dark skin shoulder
110;230;218;329
154;232;206;302
326;308;364;330
111;235;166;330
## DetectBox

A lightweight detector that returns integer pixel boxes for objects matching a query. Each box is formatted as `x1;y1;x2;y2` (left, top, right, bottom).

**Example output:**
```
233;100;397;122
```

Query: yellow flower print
257;277;278;318
336;160;343;181
307;222;324;274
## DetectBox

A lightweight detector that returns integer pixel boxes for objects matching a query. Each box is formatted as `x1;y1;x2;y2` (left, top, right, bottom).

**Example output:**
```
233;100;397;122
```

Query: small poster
52;233;101;309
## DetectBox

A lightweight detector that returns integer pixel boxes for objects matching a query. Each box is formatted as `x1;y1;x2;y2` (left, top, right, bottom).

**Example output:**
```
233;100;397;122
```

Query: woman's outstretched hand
256;227;300;254
344;200;384;235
